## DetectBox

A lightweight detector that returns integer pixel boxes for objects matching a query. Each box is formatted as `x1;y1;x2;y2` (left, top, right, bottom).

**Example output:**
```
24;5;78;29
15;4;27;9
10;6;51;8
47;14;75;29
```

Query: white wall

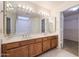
0;1;3;57
31;17;41;34
0;2;3;34
64;14;78;42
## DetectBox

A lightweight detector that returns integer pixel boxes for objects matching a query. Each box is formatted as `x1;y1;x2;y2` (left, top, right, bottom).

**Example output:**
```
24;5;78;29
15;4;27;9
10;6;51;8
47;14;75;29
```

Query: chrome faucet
22;34;28;38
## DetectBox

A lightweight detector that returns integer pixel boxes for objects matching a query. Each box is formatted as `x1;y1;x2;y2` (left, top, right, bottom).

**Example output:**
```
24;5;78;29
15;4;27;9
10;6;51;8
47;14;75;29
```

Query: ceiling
63;6;79;17
31;1;66;11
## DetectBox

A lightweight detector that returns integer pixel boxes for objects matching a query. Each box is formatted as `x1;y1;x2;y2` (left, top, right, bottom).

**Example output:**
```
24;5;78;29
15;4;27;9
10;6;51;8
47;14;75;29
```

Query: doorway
62;5;79;56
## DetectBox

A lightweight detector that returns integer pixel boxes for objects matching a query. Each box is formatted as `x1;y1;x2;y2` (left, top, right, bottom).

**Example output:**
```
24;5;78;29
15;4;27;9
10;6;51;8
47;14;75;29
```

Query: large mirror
4;1;53;36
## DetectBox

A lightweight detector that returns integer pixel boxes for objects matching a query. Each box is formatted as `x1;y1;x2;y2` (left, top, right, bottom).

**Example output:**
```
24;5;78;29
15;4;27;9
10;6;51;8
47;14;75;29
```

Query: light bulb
18;4;21;8
23;5;26;9
7;3;12;7
7;4;9;7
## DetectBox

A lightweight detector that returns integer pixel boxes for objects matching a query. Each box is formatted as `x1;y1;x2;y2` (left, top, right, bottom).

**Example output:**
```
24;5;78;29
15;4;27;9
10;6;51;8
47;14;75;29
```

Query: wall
0;2;3;34
0;1;3;57
64;14;78;42
31;17;41;34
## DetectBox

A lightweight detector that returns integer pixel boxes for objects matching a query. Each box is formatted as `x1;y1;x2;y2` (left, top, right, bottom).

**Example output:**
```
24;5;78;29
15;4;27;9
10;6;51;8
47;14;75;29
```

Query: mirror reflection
4;1;53;36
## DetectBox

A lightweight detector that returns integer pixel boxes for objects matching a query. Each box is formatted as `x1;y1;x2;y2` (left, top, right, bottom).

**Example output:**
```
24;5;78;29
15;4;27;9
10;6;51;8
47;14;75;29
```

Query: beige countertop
1;33;58;44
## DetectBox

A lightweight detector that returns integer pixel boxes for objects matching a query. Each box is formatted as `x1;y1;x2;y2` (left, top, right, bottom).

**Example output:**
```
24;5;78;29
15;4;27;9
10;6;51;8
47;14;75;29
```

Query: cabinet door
28;44;35;57
51;39;58;48
34;42;42;56
43;39;51;52
6;46;29;57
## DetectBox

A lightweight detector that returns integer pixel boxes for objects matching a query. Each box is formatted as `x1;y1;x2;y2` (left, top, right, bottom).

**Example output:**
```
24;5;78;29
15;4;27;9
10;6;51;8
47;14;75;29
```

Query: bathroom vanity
1;34;58;57
1;2;58;57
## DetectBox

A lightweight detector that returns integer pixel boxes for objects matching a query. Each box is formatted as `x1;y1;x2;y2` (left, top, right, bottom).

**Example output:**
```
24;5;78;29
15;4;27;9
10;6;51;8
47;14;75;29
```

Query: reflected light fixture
39;10;49;17
7;3;12;7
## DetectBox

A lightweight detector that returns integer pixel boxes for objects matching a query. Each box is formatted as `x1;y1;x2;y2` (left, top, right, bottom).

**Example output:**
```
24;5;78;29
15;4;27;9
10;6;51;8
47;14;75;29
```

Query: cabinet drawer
48;36;53;40
28;39;35;44
43;37;48;41
20;39;35;46
6;45;29;57
52;36;58;39
43;40;51;52
51;39;58;48
29;44;35;57
34;42;42;56
4;42;20;50
35;38;42;42
20;40;29;46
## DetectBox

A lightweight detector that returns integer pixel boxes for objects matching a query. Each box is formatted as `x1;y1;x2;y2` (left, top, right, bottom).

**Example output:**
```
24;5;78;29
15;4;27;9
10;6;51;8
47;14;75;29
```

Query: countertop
1;33;58;44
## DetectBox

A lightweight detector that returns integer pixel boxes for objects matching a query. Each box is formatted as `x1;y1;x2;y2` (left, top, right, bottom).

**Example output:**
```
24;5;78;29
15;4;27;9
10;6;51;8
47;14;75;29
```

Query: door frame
60;11;64;48
60;4;79;49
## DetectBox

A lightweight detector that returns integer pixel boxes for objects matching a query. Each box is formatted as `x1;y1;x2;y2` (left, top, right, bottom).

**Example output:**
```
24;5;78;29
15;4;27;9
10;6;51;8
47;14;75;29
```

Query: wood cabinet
34;41;42;56
29;38;42;57
51;38;58;48
48;36;58;49
43;37;51;52
1;35;58;57
6;45;29;57
29;44;35;57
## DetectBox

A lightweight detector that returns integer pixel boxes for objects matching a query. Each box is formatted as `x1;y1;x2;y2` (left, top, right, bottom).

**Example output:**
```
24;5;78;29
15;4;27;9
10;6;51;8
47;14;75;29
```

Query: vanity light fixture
6;3;14;11
17;4;33;13
7;7;14;11
39;10;49;17
18;4;22;8
7;3;9;7
6;3;12;8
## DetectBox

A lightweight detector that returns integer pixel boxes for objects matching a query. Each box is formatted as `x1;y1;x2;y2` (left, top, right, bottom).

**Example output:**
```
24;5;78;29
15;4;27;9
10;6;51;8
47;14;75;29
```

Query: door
51;39;58;48
29;44;35;57
43;38;51;52
34;42;42;56
6;46;29;57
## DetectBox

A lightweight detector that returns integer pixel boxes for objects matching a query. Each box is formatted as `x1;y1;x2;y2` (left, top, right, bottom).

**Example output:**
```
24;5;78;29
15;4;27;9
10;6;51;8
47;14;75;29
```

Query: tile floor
39;48;77;57
63;39;78;56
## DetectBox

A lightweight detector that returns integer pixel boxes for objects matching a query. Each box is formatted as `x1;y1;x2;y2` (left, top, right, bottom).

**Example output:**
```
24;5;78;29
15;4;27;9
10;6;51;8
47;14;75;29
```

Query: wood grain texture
43;39;51;52
6;45;29;57
1;35;58;57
